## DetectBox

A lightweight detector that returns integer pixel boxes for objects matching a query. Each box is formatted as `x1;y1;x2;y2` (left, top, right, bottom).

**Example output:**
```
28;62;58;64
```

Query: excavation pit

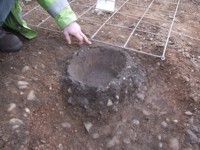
67;48;127;88
64;47;147;110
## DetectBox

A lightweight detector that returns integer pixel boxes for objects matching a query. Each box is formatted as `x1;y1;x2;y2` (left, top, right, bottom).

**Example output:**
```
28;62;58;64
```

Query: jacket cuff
54;7;77;29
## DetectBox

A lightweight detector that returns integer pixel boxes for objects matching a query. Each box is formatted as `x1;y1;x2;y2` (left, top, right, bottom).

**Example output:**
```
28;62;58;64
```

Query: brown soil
0;0;200;150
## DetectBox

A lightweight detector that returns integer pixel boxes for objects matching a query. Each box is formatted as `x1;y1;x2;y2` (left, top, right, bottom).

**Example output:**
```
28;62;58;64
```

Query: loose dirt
0;0;200;150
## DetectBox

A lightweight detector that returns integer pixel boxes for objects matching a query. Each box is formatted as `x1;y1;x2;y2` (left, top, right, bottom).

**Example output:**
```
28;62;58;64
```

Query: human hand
63;22;91;45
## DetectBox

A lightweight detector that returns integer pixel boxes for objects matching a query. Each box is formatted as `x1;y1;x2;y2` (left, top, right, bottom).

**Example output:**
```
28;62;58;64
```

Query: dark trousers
0;0;16;25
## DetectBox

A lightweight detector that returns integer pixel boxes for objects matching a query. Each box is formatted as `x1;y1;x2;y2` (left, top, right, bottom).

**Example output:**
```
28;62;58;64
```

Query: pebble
132;119;140;126
57;143;64;150
182;76;190;82
92;133;100;139
157;62;161;66
173;120;179;123
142;110;151;116
161;121;168;128
23;113;28;117
61;122;71;128
169;138;179;150
25;108;30;114
67;88;72;94
40;140;46;144
96;10;103;16
186;129;199;144
107;136;119;148
67;97;73;104
185;111;193;116
169;37;176;45
136;93;145;101
22;66;30;73
107;99;113;107
83;122;93;132
7;103;16;112
9;118;24;125
12;125;20;130
159;142;163;148
158;135;162;141
166;118;170;122
27;90;36;101
18;81;29;89
115;95;119;100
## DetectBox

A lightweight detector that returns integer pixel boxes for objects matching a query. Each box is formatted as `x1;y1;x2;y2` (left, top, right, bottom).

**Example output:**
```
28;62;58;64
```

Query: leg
0;0;16;25
0;0;22;52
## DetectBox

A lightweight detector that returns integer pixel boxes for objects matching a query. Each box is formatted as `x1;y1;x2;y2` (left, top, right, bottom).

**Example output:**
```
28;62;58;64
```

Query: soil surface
0;0;200;150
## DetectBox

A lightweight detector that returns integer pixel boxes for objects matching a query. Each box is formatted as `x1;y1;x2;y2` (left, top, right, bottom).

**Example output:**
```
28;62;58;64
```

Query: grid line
23;0;200;60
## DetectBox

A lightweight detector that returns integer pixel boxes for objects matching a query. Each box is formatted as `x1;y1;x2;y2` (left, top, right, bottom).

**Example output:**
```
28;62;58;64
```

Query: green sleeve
36;0;77;29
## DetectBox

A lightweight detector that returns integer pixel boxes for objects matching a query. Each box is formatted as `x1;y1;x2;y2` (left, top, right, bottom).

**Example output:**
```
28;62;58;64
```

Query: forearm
36;0;77;29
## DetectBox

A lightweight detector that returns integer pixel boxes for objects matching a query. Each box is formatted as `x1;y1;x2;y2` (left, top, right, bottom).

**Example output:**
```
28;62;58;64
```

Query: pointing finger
65;33;71;44
80;31;92;45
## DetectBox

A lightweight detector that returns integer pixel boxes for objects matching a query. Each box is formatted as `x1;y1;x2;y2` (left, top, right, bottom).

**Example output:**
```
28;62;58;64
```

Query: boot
0;26;22;52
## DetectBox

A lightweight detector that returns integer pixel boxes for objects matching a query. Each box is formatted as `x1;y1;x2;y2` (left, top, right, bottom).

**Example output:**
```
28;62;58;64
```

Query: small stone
7;103;16;112
49;86;52;90
18;81;29;89
136;93;145;101
107;99;113;107
40;140;46;144
96;10;103;15
12;125;20;130
83;122;93;132
25;108;30;114
68;88;72;94
22;66;30;73
67;97;73;104
27;90;36;101
9;118;24;125
142;110;151;116
112;106;118;112
169;138;179;150
107;136;119;148
166;118;170;122
186;129;198;144
126;66;131;69
157;62;161;66
185;111;193;116
19;85;28;89
23;113;28;117
115;95;119;100
158;135;162;141
161;121;168;128
92;133;100;139
57;143;63;150
132;119;140;126
169;37;176;45
182;76;190;82
61;122;71;128
173;120;178;123
159;142;163;148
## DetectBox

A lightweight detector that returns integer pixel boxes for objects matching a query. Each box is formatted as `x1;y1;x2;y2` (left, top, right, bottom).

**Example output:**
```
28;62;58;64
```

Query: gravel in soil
0;0;200;150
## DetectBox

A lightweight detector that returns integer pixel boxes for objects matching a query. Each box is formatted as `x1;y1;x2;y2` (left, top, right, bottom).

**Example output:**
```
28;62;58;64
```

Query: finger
80;31;92;45
65;33;71;44
74;32;84;45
